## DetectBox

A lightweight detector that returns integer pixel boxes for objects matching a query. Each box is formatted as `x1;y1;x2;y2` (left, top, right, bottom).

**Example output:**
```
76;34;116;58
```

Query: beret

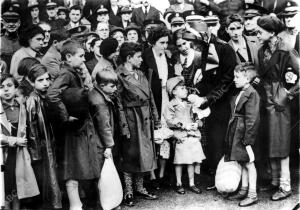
100;37;118;57
257;15;285;34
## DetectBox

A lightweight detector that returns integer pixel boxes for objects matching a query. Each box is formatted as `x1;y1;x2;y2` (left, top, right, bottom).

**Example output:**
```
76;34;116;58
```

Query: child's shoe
189;185;202;194
175;185;185;194
123;194;135;207
238;196;258;207
271;187;291;201
228;189;247;200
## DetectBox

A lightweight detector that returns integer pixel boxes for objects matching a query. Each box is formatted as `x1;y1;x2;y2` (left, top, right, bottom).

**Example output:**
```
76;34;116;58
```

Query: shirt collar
152;48;165;58
24;47;37;57
231;38;247;52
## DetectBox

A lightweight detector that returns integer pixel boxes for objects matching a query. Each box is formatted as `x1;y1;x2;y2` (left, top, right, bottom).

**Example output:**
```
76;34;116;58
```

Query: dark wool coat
26;91;62;208
142;47;175;118
131;6;160;27
46;63;102;180
224;86;260;162
258;40;300;158
116;65;159;173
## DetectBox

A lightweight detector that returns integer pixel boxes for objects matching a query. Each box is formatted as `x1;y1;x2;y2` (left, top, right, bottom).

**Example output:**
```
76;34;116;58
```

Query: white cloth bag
98;158;123;210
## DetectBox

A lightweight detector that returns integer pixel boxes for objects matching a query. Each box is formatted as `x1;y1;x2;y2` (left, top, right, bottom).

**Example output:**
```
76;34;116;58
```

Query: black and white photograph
0;0;299;209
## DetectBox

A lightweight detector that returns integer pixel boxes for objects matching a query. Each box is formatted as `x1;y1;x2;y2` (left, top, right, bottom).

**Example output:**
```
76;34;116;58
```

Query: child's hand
104;148;112;159
16;137;27;147
245;145;255;163
184;123;198;130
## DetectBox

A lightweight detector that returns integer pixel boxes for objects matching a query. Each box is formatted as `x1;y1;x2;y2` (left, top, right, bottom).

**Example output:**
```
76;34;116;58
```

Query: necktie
145;7;148;17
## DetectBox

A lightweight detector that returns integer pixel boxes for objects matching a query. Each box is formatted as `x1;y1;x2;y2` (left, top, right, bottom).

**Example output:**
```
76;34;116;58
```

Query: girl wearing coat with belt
256;15;299;201
116;42;160;207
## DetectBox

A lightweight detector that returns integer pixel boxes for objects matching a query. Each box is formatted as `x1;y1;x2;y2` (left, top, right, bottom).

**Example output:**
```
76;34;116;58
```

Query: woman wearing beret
256;15;299;201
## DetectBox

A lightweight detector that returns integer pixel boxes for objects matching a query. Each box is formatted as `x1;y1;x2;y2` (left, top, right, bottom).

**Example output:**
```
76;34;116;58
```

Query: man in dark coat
46;39;102;210
131;0;161;27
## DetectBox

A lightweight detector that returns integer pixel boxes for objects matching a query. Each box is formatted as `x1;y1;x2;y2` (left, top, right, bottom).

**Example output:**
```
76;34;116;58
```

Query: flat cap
166;76;185;96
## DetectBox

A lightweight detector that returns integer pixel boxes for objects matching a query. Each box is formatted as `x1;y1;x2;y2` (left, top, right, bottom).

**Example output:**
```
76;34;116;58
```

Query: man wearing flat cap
243;3;268;44
0;6;21;71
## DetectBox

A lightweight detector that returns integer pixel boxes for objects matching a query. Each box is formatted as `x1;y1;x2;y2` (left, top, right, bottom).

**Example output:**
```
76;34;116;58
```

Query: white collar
231;38;247;52
180;49;194;67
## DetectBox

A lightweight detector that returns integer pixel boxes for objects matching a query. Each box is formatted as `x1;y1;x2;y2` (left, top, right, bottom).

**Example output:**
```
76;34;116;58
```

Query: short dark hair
234;62;257;81
49;29;69;46
19;25;45;47
95;68;118;85
0;74;19;88
17;57;40;76
90;38;101;48
69;5;82;13
119;42;142;63
225;14;244;28
147;25;170;45
61;39;83;61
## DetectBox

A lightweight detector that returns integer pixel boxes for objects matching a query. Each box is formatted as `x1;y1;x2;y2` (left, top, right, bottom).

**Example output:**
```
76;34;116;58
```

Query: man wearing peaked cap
45;0;66;31
183;10;204;23
168;12;186;33
27;0;41;25
95;5;110;24
119;6;133;28
244;3;268;44
1;7;21;71
57;6;69;21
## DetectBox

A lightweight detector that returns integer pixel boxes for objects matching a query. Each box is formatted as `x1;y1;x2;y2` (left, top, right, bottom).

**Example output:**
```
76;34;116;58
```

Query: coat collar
231;85;255;112
94;84;113;104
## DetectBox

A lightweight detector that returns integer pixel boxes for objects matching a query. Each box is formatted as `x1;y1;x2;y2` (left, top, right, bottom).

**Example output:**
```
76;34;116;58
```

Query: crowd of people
0;0;299;210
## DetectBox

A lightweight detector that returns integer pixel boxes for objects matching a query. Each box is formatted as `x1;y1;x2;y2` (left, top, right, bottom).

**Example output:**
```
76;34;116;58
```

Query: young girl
26;64;62;209
225;63;260;207
0;74;39;210
164;76;206;195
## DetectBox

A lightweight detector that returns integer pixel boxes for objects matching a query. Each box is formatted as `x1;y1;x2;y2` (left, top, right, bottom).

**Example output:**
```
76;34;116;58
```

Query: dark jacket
131;6;160;27
46;62;102;180
142;47;175;117
224;85;260;162
26;91;62;208
109;7;122;27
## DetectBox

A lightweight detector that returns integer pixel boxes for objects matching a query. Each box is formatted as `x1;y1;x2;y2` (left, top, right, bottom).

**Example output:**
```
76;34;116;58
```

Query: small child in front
225;62;260;207
164;76;206;195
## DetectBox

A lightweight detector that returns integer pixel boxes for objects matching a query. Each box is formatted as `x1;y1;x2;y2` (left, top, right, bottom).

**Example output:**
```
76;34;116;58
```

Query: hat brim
278;10;298;17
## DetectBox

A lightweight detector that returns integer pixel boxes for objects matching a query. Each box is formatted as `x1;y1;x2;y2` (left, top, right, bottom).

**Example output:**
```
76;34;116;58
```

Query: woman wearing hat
256;15;299;201
125;23;141;43
24;1;43;28
110;26;125;49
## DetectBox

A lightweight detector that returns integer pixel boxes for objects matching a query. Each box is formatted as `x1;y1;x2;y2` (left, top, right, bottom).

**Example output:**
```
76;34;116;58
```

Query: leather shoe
149;179;161;190
123;194;135;207
136;190;158;200
189;186;202;194
227;190;247;200
206;185;216;191
271;187;292;201
239;196;258;207
175;185;185;194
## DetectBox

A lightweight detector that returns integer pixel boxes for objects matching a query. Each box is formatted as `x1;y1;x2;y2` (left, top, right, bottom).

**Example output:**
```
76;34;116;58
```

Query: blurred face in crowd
142;0;149;7
39;23;51;43
0;78;17;102
113;31;125;47
256;26;274;44
97;13;109;23
69;9;81;23
208;22;220;37
127;30;139;42
153;36;168;54
92;40;102;57
107;51;119;62
58;11;67;20
129;51;143;68
234;71;249;89
121;12;132;22
66;48;86;68
101;82;117;96
176;38;191;56
244;15;260;32
34;72;51;94
46;6;58;18
173;85;188;99
96;23;109;39
171;22;185;33
226;21;244;41
31;7;39;19
29;33;44;52
284;13;299;29
3;19;20;33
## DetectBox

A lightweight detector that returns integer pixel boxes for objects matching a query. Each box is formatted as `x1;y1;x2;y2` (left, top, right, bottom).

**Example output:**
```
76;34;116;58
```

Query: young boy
47;40;102;210
225;62;260;207
88;68;118;171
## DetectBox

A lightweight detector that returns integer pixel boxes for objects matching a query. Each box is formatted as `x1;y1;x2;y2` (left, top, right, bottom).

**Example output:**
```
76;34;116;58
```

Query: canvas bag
215;156;242;193
98;158;123;210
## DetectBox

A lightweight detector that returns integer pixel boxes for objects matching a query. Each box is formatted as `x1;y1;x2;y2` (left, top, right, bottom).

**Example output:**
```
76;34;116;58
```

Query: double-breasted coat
116;65;160;173
258;40;299;158
224;85;260;162
46;63;102;180
26;91;62;208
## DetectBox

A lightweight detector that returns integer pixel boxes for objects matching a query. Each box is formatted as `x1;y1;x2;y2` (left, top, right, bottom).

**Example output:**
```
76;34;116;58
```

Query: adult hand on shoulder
246;145;255;163
16;137;27;147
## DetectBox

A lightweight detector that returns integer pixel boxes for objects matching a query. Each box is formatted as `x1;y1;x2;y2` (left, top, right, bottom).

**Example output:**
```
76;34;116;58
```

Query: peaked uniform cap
244;3;269;18
167;12;185;24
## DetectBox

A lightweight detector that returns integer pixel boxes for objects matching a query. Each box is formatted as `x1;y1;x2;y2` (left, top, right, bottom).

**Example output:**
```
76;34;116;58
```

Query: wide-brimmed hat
125;23;141;35
166;76;185;96
110;26;125;36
